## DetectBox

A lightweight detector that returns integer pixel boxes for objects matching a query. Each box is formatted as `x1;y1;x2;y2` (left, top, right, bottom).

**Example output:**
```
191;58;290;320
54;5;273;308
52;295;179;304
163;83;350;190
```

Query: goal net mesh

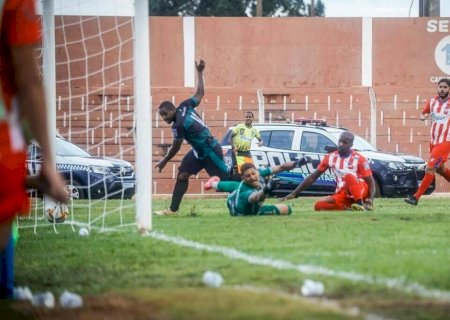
21;0;140;233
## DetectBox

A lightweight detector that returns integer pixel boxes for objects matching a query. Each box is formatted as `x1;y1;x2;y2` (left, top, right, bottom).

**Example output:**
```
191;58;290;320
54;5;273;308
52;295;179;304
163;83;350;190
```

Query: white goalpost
22;0;152;232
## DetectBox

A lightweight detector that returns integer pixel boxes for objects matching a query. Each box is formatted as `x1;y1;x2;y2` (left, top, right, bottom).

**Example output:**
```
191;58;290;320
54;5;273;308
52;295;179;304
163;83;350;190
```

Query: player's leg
314;191;347;211
406;142;450;205
0;233;14;299
343;174;363;201
204;176;240;192
257;204;292;215
436;164;450;181
204;144;231;180
154;151;199;215
341;174;367;211
436;148;450;182
0;221;13;252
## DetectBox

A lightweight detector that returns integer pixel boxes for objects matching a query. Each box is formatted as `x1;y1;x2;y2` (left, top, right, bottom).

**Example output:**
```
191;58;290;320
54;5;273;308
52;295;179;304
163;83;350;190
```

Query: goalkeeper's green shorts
227;203;291;216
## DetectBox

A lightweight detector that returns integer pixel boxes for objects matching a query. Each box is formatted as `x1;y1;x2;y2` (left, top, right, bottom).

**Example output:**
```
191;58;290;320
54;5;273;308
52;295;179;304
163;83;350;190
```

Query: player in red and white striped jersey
282;131;376;211
405;78;450;205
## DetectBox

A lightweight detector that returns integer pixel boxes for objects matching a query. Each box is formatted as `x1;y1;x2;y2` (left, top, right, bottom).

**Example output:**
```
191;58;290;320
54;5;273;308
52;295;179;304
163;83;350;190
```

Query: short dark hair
245;111;254;117
438;78;450;87
340;131;354;143
159;101;175;112
240;163;256;175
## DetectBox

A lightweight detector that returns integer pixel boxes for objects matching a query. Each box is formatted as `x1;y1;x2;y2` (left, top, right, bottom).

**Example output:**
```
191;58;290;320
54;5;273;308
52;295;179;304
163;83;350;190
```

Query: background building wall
53;16;450;193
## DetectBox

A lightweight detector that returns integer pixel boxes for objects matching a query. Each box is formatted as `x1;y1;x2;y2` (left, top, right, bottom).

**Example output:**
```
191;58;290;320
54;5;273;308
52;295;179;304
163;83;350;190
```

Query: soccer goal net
21;0;151;233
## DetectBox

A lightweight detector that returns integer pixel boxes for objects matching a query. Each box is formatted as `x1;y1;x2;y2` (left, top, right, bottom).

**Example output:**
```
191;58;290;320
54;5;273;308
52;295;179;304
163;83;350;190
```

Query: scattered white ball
301;279;325;297
202;271;224;288
79;228;89;237
59;290;83;308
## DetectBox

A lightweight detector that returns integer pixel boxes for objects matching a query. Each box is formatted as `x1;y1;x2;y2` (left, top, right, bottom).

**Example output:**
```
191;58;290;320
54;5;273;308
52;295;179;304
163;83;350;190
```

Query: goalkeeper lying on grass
204;157;310;216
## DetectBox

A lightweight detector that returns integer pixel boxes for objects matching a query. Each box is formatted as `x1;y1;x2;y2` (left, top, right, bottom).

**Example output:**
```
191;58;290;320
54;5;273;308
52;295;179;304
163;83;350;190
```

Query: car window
259;131;271;146
56;139;91;157
301;131;336;153
328;130;377;151
263;130;294;150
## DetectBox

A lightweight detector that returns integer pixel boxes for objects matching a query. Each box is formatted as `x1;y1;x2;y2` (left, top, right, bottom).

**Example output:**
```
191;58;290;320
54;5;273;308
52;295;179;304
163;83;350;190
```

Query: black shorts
178;144;229;180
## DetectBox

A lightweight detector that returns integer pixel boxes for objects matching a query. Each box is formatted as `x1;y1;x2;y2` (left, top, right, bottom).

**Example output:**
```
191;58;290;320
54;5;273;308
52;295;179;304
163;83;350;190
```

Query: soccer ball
44;195;69;223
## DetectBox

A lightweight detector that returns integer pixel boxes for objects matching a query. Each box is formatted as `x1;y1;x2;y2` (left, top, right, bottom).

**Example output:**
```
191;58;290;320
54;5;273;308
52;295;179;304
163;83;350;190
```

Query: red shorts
323;180;369;210
428;142;450;169
0;153;29;223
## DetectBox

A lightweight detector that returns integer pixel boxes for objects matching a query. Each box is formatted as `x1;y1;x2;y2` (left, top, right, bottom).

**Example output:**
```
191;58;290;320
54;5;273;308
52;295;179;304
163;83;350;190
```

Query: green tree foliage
194;0;248;17
149;0;325;17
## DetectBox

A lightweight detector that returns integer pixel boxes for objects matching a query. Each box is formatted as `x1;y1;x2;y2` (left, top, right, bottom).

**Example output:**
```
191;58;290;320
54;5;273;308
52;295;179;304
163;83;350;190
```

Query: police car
27;137;135;199
221;119;434;197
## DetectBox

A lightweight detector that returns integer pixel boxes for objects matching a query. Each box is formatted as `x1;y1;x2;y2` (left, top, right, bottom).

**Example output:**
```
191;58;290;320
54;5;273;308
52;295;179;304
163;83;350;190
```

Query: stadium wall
52;17;450;193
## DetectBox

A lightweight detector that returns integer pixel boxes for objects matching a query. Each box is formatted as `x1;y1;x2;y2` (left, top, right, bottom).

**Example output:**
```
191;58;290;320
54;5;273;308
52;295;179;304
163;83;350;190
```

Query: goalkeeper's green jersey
226;167;272;216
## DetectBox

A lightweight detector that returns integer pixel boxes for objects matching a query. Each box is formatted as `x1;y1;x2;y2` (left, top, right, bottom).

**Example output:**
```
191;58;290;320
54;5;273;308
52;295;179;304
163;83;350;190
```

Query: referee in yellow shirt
229;112;263;173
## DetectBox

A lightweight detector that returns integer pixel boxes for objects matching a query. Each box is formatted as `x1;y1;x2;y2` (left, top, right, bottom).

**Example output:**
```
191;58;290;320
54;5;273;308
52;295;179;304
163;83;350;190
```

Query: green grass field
4;197;450;319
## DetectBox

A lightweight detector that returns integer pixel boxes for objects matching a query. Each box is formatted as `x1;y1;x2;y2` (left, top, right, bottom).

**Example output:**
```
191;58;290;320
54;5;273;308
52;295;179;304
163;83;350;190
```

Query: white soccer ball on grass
44;195;69;223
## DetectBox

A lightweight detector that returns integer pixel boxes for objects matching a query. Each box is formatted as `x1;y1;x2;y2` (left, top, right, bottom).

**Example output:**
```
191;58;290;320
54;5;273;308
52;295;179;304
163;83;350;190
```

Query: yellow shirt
231;123;262;152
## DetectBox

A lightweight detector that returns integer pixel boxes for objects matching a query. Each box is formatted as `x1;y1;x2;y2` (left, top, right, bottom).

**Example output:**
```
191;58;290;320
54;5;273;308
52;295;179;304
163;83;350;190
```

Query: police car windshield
328;131;377;151
56;138;92;157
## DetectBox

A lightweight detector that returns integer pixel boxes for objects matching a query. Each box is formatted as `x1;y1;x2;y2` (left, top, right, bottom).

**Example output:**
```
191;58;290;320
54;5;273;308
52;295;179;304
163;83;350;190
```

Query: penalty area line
148;230;450;301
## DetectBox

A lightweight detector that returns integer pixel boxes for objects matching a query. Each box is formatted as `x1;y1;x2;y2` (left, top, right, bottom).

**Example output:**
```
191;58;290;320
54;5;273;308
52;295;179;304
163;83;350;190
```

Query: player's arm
155;139;183;173
420;101;431;121
281;169;323;201
192;60;205;103
248;190;267;203
12;44;68;204
363;175;375;209
271;156;311;174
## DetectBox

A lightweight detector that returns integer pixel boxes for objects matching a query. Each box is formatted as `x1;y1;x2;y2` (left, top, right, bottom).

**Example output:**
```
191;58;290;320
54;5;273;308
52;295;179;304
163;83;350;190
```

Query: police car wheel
66;180;85;199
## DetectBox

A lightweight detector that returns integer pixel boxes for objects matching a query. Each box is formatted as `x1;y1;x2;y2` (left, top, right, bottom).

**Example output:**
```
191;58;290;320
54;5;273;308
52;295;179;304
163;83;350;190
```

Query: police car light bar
294;118;327;126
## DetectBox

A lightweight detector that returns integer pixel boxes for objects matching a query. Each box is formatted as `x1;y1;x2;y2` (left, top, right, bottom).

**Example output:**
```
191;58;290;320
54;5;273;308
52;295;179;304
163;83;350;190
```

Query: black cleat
404;196;418;206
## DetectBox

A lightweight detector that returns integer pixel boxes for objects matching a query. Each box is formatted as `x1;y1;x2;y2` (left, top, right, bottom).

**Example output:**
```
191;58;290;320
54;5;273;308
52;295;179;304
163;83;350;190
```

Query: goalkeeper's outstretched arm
281;169;323;201
271;156;311;174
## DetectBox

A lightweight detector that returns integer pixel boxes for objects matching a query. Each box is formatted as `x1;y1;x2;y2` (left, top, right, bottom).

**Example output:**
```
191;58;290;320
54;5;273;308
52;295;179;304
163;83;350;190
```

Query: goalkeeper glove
262;177;273;195
294;156;311;167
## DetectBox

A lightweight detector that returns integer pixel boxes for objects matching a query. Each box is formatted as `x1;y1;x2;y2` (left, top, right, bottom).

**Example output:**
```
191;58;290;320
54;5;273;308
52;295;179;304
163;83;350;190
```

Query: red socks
414;173;435;200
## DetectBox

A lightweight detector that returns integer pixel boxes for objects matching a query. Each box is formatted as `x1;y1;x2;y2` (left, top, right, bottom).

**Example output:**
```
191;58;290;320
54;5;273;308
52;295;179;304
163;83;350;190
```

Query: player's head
437;79;450;99
159;101;176;124
240;163;260;188
244;111;254;126
338;131;354;157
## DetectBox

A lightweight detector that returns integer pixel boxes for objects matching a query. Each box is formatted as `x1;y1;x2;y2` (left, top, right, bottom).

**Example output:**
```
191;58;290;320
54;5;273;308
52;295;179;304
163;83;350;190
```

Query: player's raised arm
193;59;205;103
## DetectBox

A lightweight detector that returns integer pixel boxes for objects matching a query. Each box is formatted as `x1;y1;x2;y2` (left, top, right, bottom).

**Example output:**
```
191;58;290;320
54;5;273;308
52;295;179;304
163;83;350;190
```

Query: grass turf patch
11;197;450;319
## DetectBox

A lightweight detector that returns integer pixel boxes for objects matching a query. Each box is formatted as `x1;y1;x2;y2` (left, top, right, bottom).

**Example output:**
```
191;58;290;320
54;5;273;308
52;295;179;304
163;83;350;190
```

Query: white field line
52;221;450;302
147;230;450;301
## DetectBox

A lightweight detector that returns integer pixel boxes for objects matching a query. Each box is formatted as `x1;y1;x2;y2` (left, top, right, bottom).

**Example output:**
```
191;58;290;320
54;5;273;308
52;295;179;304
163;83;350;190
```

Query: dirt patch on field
7;295;170;320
